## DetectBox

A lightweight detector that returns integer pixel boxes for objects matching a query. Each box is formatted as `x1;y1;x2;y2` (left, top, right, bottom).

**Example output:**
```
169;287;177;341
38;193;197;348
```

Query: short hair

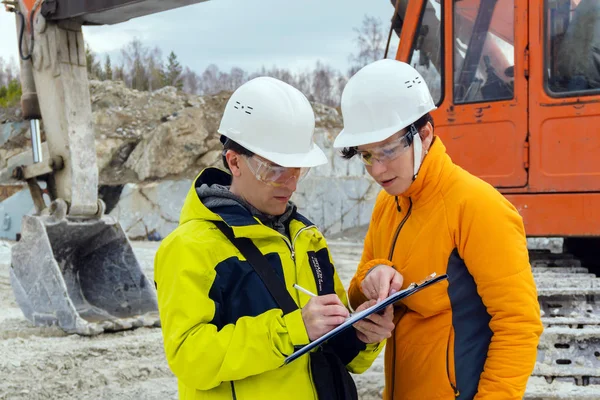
340;113;435;159
220;136;254;171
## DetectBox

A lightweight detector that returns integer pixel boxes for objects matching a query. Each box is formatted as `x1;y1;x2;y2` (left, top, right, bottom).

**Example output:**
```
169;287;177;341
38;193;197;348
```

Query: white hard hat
333;59;437;149
218;76;327;168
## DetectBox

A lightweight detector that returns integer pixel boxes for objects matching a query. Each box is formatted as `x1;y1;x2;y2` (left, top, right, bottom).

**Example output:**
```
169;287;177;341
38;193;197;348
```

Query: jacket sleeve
327;258;385;374
347;197;394;311
454;190;543;399
154;234;310;391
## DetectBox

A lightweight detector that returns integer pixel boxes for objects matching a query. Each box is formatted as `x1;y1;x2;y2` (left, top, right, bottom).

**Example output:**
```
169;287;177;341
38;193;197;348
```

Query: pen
293;284;317;297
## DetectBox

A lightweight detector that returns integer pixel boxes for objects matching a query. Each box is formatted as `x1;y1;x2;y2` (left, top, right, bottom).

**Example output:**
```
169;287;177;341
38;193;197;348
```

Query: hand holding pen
294;283;394;344
293;284;349;341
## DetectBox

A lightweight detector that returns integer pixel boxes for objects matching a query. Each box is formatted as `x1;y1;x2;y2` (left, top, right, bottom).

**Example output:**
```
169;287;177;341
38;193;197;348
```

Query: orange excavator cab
390;0;600;275
389;0;600;388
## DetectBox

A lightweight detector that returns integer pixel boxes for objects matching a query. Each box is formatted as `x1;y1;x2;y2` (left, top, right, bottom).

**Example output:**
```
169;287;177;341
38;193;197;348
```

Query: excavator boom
4;0;209;335
39;0;206;25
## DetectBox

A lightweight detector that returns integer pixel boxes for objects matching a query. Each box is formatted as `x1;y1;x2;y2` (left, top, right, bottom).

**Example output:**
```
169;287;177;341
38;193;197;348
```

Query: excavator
386;0;600;391
1;0;598;391
2;0;211;336
387;0;600;274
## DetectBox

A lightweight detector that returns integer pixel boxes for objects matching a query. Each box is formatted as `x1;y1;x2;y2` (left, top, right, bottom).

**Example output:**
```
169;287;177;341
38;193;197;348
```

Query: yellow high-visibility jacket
155;168;384;400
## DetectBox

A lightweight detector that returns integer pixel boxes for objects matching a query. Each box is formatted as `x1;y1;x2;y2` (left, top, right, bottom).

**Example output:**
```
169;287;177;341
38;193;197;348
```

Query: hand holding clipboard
284;272;448;364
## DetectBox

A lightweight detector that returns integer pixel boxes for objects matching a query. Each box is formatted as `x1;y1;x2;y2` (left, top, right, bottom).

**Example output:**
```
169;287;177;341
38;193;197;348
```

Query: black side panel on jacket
209;253;285;329
447;249;493;399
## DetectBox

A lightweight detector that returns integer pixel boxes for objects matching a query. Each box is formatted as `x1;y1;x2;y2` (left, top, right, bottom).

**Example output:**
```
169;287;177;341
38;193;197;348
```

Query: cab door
528;0;600;192
397;0;529;188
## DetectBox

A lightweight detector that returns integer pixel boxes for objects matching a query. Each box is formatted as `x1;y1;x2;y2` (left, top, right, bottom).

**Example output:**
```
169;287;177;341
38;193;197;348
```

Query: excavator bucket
9;202;159;336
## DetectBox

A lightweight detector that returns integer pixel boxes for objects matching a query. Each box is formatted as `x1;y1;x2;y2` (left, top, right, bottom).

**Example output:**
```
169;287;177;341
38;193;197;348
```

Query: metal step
534;275;600;288
542;317;600;328
529;251;578;264
525;376;600;400
538;288;599;318
533;267;590;274
536;327;600;384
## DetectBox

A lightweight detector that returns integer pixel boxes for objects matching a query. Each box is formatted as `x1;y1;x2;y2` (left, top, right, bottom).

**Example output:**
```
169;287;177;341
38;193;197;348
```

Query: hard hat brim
232;138;328;168
333;106;437;149
333;122;410;149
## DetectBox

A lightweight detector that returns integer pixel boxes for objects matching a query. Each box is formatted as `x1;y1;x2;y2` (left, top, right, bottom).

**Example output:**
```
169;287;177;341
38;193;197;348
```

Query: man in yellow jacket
333;59;544;400
154;76;395;399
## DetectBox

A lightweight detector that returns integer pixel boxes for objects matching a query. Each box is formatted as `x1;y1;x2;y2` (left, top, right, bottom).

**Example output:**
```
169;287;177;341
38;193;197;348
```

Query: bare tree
121;37;149;90
113;62;126;82
181;67;199;94
348;15;386;76
295;70;313;101
85;43;103;79
104;55;113;81
335;74;348;104
199;63;220;95
311;61;335;106
0;57;6;88
6;58;18;84
147;46;165;91
227;67;247;91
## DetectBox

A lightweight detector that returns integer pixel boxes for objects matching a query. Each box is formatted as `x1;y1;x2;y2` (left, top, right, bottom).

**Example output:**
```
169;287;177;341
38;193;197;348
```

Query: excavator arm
3;0;209;335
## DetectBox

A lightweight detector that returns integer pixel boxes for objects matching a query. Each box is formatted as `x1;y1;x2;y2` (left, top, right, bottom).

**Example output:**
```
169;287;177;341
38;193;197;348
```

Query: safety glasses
357;131;412;166
243;155;310;187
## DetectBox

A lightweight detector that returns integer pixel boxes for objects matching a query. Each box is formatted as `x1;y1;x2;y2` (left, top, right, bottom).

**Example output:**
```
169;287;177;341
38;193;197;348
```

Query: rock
124;107;220;182
0;79;374;236
0;105;21;124
109;180;190;240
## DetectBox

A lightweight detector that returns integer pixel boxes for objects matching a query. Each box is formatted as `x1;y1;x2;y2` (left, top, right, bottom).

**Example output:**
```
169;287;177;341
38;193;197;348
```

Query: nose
283;175;298;192
368;158;388;177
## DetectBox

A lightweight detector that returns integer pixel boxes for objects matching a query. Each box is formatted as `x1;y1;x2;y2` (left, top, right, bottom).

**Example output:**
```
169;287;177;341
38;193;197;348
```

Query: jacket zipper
230;382;237;400
387;197;412;398
446;329;460;397
281;225;315;262
387;197;413;261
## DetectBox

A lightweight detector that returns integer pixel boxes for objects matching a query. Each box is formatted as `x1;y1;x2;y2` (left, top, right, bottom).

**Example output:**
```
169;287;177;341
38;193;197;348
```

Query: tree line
1;15;390;108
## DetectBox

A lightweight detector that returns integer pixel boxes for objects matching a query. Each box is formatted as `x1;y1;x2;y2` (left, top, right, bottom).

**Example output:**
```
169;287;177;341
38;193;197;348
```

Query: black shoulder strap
213;220;298;315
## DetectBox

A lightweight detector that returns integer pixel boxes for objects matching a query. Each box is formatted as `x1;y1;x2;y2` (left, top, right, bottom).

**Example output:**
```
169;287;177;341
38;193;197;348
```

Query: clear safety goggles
243;155;310;187
357;130;413;166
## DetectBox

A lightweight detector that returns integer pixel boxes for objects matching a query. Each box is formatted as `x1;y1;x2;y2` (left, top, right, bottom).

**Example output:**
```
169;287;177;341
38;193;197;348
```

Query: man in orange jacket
333;59;544;400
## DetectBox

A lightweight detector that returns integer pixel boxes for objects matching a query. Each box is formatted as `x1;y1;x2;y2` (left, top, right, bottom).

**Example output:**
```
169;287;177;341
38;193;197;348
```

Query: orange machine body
394;0;600;238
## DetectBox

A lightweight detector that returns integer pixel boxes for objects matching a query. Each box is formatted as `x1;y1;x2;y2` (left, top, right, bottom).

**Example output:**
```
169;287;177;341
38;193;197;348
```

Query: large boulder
89;81;229;184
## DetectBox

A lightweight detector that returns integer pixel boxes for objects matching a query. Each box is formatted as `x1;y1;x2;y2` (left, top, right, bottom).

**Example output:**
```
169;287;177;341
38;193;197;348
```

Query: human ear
420;122;434;153
226;151;243;177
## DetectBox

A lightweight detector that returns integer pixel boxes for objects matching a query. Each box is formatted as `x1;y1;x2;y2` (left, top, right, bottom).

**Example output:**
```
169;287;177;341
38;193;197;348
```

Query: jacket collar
400;136;453;206
181;167;314;239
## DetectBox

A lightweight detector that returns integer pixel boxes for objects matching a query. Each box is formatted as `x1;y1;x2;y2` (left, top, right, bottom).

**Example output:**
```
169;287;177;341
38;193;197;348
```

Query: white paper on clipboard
284;272;448;364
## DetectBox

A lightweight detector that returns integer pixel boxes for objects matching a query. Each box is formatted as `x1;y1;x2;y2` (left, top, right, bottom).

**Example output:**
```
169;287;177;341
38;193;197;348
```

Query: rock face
110;180;190;241
0;79;378;237
90;81;229;185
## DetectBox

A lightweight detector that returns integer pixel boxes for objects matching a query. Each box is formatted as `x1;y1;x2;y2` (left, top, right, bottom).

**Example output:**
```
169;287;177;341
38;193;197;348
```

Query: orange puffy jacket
348;136;543;400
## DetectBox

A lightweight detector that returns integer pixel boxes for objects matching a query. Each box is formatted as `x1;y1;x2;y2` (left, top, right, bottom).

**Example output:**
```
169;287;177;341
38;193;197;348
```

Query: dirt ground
0;240;385;400
1;240;596;400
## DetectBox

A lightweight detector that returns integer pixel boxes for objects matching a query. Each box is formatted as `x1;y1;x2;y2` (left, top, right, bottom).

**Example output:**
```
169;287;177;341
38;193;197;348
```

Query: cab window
546;0;600;95
453;0;515;104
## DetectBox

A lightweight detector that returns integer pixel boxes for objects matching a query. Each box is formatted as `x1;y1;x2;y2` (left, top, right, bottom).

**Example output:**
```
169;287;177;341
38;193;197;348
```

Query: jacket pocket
446;326;460;397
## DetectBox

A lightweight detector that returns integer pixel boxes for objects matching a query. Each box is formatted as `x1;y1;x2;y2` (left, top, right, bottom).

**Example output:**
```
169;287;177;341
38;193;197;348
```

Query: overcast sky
0;0;397;74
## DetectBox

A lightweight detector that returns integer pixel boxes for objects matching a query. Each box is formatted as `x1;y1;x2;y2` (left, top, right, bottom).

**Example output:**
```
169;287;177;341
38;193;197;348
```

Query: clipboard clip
406;272;438;290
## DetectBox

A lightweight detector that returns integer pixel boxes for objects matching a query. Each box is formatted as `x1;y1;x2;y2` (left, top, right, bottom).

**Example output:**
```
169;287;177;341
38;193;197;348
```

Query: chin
382;183;408;197
266;204;287;216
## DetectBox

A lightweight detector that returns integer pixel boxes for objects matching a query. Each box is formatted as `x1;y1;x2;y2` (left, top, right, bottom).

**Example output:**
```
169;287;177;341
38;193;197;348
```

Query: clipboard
284;272;448;364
